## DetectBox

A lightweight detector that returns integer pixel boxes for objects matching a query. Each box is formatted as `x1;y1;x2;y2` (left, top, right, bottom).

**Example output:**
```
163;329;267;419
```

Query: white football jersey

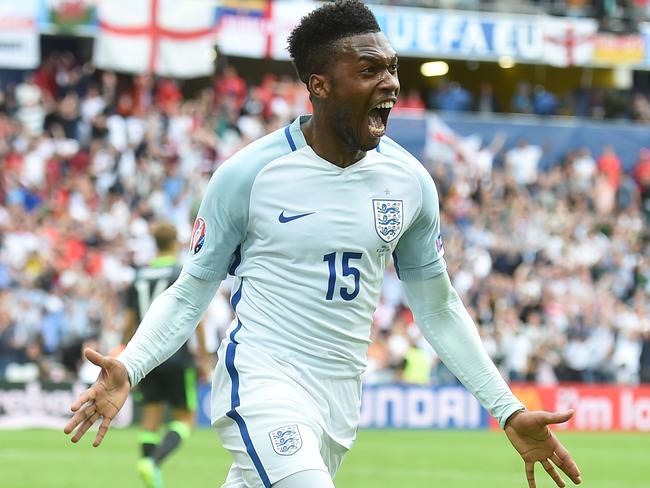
185;115;445;379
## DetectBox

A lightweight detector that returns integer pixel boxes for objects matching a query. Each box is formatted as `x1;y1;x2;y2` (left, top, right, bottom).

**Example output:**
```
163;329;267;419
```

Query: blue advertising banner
195;382;489;429
372;6;543;62
372;6;599;67
196;382;212;427
360;384;489;429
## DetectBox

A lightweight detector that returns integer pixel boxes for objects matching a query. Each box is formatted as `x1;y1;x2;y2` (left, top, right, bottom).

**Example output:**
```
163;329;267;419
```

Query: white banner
214;2;600;68
266;1;315;60
93;0;216;78
215;1;314;59
0;382;133;429
215;8;267;59
542;17;597;67
0;0;39;69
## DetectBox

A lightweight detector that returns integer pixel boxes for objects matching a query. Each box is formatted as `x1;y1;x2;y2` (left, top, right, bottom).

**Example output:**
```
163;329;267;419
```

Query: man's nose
381;71;400;97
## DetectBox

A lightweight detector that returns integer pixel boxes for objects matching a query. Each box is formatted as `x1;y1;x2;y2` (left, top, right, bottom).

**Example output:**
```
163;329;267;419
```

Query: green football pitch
0;428;648;487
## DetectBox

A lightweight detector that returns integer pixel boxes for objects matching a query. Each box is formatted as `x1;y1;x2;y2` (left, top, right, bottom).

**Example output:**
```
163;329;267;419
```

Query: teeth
374;101;395;110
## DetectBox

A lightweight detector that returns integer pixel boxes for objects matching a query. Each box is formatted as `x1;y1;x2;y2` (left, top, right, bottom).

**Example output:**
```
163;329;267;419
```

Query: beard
329;97;378;152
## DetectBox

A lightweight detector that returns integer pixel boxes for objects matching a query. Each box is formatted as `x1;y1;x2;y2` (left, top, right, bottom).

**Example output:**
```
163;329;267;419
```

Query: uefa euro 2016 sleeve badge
269;424;303;456
435;232;444;255
372;199;403;243
190;217;207;254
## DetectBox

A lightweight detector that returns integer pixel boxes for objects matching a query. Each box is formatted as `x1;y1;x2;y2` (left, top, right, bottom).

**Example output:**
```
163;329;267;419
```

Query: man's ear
308;73;330;100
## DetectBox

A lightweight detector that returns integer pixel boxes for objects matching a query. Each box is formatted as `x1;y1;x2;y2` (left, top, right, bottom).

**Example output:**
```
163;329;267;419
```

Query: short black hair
287;0;380;84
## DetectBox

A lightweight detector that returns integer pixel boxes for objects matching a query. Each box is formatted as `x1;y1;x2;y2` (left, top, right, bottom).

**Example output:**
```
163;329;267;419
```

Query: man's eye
389;64;399;73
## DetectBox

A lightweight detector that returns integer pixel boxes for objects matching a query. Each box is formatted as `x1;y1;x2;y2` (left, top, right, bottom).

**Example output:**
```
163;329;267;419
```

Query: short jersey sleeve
392;164;446;282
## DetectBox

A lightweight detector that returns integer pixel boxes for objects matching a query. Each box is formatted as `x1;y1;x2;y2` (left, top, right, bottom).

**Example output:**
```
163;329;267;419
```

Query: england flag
93;0;216;78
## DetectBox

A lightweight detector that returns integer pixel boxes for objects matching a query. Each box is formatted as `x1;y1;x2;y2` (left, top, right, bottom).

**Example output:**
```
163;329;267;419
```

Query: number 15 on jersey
323;252;362;301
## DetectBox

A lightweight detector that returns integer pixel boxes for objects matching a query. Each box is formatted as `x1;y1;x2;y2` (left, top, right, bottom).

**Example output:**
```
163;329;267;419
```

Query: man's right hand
63;348;131;447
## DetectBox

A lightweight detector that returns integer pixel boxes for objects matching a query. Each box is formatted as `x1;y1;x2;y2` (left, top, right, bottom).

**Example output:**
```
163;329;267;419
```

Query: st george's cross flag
93;0;216;78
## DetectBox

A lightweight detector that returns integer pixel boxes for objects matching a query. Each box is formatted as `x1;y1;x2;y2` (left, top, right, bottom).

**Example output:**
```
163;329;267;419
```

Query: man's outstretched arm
65;138;262;446
64;271;219;446
402;271;581;488
116;271;219;386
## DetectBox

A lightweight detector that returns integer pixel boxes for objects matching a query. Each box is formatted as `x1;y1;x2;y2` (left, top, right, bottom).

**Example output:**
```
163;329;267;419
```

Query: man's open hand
63;348;130;447
505;409;582;488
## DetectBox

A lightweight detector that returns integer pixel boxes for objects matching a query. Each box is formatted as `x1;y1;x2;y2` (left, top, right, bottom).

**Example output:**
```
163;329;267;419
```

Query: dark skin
64;28;581;488
301;32;399;168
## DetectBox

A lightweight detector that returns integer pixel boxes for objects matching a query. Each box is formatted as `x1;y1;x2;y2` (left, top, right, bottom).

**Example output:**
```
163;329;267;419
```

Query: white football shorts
211;339;362;488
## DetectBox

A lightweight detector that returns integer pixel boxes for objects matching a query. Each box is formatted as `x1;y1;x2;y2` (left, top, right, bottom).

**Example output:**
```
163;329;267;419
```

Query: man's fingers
541;459;566;488
553;443;582;484
542;410;575;426
84;348;108;369
63;409;85;435
69;387;96;412
525;461;537;488
71;412;100;443
63;403;96;434
93;416;113;447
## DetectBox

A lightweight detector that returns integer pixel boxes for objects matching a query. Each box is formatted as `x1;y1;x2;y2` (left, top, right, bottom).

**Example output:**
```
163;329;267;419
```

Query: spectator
214;66;246;112
570;147;597;191
1;50;649;391
533;85;558;116
632;148;650;215
474;81;499;114
431;80;472;112
504;138;543;187
640;329;650;383
511;82;533;114
0;304;21;376
632;93;650;122
15;75;45;137
394;88;425;111
401;337;435;384
597;144;622;189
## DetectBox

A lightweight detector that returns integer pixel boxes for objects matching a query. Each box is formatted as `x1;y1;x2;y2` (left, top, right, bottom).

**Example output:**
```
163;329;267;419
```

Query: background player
122;221;209;488
65;2;581;488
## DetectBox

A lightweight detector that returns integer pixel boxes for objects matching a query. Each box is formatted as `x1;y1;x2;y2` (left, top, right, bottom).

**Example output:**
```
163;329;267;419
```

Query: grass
0;428;648;487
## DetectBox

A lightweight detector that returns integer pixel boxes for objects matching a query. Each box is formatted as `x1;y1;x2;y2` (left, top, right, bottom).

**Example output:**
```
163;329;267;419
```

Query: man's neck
301;116;366;168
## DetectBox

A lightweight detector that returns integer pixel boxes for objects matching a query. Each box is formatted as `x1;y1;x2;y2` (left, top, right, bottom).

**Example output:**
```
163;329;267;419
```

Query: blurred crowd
369;138;650;386
426;79;650;121
0;55;311;383
0;52;649;387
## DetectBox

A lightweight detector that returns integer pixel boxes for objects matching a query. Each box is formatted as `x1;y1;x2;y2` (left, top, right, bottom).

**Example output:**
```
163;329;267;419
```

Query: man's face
325;32;400;151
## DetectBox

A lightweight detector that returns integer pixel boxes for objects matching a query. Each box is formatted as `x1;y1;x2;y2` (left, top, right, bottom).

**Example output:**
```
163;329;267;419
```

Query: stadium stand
1;50;648;388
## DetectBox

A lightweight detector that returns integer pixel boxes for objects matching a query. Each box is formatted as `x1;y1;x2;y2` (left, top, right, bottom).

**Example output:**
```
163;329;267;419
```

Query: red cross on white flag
93;0;216;78
543;17;597;67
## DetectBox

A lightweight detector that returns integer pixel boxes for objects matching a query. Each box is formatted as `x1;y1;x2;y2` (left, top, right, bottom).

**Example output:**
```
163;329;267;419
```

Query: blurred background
1;0;649;452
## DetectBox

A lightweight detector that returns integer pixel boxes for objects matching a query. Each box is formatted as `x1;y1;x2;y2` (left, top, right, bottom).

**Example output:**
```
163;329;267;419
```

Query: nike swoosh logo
278;210;315;223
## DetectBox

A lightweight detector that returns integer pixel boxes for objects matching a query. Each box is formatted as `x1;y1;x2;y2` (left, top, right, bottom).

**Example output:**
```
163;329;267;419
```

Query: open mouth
368;100;395;138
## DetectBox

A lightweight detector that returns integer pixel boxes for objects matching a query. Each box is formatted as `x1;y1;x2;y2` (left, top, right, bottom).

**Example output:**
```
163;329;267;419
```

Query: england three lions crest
373;199;403;243
269;424;302;456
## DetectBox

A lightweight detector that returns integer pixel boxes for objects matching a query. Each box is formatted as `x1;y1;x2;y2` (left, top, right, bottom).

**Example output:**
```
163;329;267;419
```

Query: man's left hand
505;409;582;488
